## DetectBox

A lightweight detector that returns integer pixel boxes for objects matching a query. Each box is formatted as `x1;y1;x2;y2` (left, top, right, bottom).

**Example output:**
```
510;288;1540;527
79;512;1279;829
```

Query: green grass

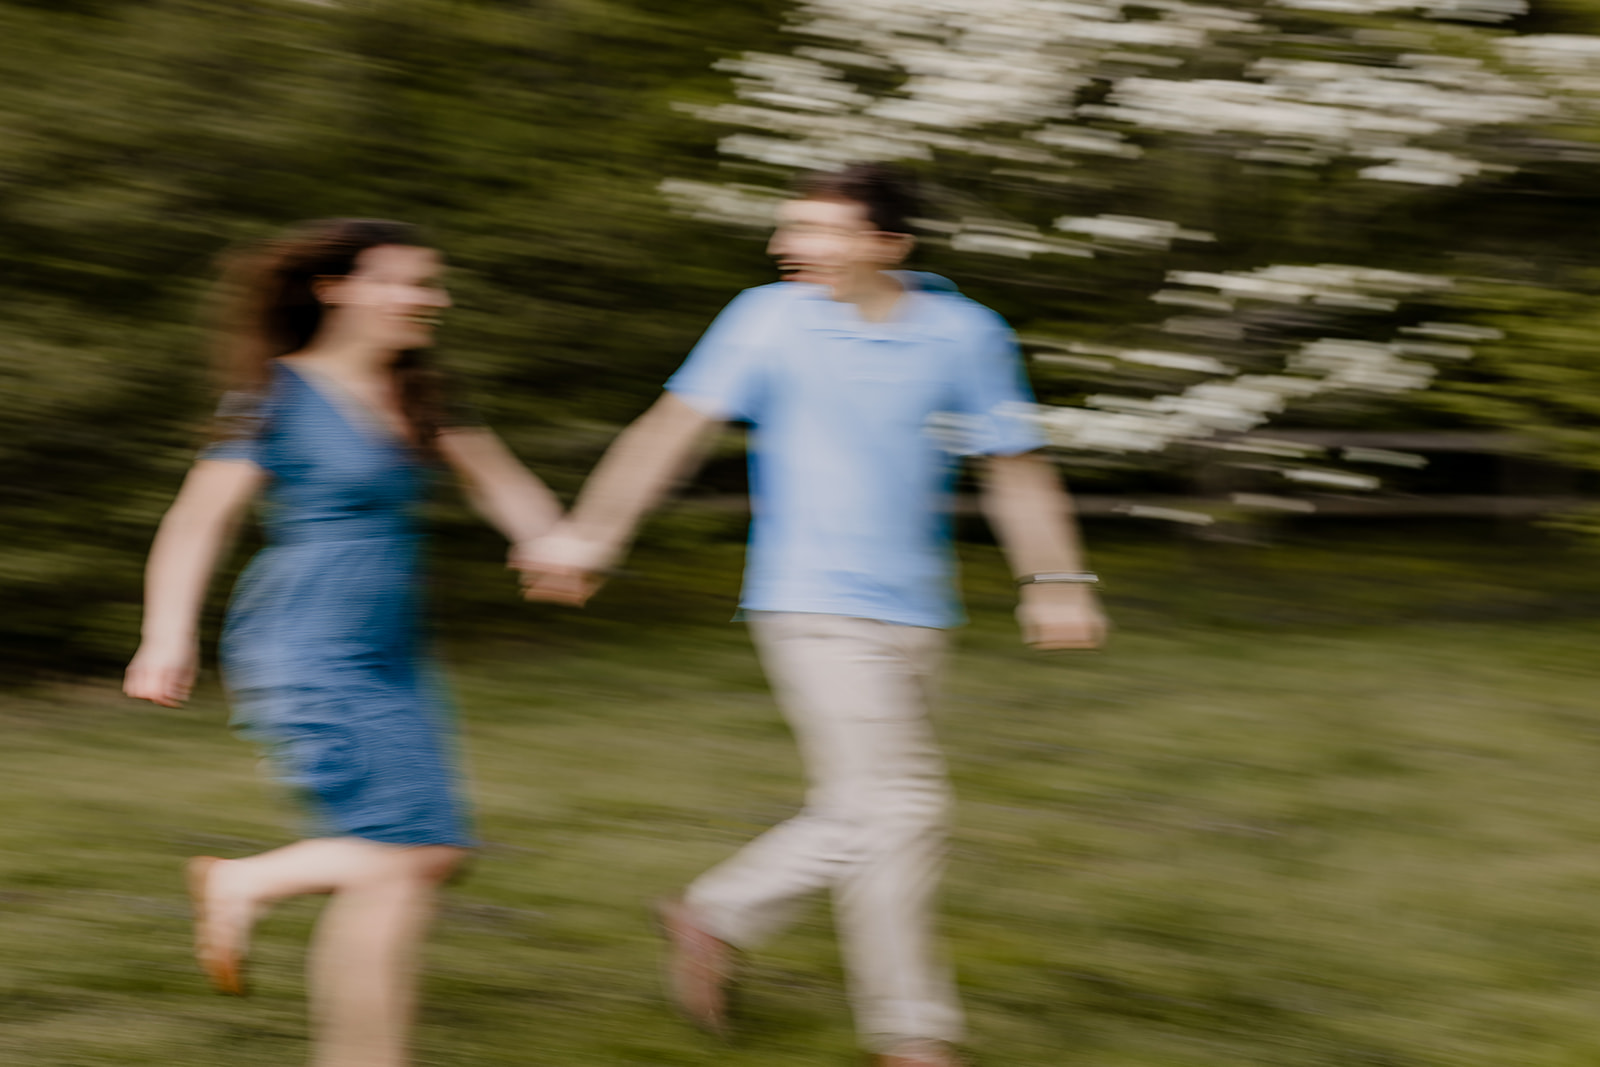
9;529;1600;1065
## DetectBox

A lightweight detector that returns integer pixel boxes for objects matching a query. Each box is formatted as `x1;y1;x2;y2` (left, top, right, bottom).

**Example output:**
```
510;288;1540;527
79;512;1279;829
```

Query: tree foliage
0;0;784;676
668;0;1600;496
5;0;1600;679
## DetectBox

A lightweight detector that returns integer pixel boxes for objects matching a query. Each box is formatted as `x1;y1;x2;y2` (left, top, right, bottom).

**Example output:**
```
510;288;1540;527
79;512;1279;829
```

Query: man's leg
828;620;962;1053
682;612;963;1050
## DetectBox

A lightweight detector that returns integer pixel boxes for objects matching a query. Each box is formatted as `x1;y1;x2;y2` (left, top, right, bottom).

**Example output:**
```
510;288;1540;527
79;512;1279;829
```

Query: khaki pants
684;611;964;1052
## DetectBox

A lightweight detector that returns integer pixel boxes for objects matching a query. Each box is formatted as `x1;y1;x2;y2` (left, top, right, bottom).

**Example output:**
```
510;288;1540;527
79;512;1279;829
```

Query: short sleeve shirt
665;273;1045;628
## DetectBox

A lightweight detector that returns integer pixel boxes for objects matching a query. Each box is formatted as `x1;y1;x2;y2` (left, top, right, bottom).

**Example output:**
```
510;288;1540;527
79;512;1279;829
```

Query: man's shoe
876;1039;964;1067
654;897;735;1035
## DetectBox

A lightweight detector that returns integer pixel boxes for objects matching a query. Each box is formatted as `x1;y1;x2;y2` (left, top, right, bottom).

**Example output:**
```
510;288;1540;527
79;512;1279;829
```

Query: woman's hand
124;640;199;707
509;532;610;607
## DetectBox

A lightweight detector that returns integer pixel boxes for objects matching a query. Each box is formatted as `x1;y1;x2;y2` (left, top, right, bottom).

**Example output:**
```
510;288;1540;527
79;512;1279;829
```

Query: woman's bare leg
307;845;463;1067
192;839;466;1067
195;837;404;976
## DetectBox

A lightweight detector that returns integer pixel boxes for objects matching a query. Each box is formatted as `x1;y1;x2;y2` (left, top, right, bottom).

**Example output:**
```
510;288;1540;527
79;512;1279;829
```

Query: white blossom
657;0;1600;485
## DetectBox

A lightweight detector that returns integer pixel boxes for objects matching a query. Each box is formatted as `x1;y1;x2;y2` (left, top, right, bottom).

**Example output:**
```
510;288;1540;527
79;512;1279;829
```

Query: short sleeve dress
204;361;471;847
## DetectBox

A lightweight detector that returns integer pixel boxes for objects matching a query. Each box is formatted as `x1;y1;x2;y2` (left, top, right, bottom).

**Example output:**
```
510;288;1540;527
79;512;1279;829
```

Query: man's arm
515;391;721;604
979;451;1107;650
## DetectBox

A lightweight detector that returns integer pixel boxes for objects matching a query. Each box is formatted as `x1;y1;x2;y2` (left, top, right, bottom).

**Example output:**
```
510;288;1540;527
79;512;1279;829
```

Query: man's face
767;197;910;290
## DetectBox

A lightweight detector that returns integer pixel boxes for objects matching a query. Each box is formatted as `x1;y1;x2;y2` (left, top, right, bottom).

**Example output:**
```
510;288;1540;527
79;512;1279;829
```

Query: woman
124;218;559;1067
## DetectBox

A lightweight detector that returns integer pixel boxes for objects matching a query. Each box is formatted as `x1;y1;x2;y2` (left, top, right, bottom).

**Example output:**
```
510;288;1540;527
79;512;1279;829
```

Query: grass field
7;529;1600;1066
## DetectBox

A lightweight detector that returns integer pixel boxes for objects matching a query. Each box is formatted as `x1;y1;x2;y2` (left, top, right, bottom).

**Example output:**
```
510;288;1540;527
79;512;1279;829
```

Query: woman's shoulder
220;364;300;417
205;362;309;453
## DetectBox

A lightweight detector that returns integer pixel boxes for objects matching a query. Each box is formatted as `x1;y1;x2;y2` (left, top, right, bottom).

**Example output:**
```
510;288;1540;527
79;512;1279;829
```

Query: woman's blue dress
204;361;471;847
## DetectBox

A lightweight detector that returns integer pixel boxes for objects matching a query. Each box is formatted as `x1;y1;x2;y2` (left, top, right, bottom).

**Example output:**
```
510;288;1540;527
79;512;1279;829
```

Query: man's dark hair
795;163;922;236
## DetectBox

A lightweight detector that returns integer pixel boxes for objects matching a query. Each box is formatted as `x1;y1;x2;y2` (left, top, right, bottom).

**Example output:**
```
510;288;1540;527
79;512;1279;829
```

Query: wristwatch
1016;572;1099;586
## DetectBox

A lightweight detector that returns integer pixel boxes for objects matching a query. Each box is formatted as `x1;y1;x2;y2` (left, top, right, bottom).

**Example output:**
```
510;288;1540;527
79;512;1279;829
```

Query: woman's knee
408;845;469;884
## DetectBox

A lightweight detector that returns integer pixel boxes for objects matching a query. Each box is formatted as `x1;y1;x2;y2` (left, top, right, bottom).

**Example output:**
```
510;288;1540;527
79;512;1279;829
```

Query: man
516;163;1106;1067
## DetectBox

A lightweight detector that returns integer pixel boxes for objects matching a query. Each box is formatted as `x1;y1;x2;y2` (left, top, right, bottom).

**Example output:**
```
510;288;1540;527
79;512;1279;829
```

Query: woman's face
317;244;451;351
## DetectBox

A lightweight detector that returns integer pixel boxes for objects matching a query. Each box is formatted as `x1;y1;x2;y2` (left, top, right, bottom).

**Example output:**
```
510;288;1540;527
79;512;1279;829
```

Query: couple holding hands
124;164;1105;1067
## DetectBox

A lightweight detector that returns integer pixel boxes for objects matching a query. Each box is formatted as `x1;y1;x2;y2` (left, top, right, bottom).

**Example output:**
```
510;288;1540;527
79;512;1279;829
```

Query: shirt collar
792;277;956;342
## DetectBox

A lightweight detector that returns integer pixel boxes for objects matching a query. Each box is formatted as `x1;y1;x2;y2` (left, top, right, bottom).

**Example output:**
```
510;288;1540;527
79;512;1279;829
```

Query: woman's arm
124;459;265;707
513;392;721;606
436;427;563;545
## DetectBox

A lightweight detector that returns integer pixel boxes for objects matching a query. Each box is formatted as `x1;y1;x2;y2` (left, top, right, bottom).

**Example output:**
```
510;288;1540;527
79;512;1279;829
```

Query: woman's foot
185;856;255;995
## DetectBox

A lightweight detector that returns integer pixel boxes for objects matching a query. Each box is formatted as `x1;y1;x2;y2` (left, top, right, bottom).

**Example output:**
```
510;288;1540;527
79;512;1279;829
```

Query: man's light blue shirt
664;272;1046;629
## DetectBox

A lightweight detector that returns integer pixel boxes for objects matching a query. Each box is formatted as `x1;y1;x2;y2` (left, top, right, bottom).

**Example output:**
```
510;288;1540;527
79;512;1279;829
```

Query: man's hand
510;530;612;607
1016;583;1107;651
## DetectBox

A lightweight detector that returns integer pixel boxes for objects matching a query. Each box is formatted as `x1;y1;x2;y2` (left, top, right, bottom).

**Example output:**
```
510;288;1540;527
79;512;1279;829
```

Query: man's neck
831;268;906;324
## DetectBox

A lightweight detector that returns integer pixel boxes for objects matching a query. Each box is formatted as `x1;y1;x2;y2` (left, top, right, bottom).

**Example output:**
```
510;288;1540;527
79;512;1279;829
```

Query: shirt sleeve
663;288;773;423
198;389;271;466
952;316;1048;456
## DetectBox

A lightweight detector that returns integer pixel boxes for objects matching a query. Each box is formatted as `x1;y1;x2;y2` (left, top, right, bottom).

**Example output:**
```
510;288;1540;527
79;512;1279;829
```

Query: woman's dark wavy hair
209;217;449;454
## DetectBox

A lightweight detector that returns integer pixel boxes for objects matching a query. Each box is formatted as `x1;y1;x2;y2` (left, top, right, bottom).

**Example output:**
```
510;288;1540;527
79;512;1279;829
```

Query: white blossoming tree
662;0;1600;523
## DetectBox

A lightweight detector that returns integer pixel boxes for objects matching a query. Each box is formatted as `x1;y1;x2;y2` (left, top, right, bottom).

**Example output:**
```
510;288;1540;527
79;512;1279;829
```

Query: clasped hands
509;527;612;607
